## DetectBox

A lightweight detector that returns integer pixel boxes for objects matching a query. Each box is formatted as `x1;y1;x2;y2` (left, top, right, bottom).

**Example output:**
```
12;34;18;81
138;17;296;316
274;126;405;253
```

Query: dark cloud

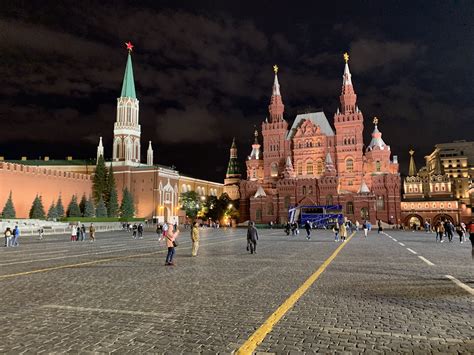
0;1;472;180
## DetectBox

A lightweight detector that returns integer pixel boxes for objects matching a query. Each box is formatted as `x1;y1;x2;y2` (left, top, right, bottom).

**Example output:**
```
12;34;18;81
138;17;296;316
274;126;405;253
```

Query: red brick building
230;56;401;224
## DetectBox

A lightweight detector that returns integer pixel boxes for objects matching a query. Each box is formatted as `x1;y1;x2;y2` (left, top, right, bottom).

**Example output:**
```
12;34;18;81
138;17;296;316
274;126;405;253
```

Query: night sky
1;1;473;182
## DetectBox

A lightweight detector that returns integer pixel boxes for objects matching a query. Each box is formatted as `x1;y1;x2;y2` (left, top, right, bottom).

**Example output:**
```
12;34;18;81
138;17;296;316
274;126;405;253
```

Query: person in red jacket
467;221;474;249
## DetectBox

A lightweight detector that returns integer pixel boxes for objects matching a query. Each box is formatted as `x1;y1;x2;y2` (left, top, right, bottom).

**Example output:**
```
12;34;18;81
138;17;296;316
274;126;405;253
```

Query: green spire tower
226;138;241;178
112;41;142;165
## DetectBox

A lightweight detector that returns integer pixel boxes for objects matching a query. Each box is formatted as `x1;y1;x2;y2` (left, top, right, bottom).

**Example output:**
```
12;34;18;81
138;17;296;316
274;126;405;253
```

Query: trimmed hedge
60;217;145;222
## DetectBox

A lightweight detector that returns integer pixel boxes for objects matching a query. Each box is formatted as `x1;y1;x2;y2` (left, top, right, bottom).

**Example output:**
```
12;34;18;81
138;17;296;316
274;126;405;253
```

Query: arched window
267;203;274;215
326;195;333;205
375;160;381;172
297;161;303;176
346;202;354;215
308;186;313;195
351;137;355;144
316;139;321;147
343;138;347;145
361;207;369;219
316;159;324;175
271;162;278;177
346;158;354;172
306;161;313;175
302;186;306;195
376;196;385;210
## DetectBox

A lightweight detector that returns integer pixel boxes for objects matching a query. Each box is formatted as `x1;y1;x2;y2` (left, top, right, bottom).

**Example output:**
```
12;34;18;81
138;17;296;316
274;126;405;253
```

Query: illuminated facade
402;142;474;226
232;56;401;224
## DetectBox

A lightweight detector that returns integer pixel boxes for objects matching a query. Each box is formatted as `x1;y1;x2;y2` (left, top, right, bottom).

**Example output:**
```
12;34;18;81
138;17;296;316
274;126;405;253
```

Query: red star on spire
125;41;134;52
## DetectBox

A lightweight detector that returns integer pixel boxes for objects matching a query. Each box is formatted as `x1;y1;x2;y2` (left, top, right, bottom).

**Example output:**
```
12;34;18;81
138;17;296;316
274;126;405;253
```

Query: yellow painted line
0;237;238;280
236;232;355;355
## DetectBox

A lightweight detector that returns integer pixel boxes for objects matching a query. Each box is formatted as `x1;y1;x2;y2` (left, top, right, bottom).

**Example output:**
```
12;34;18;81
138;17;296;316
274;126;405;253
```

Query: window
308;186;313;195
348;180;353;186
267;203;274;215
302;186;306;195
376;196;385;210
297;161;303;176
284;196;291;209
346;202;354;215
361;207;369;219
306;161;313;175
346;158;354;172
271;162;278;177
316;159;324;175
375;161;381;172
326;195;333;205
256;209;262;222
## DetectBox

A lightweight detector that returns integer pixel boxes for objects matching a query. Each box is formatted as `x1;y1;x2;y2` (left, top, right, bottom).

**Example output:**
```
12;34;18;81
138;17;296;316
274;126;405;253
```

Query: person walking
377;220;383;234
446;221;454;242
81;224;86;241
71;224;77;242
138;223;144;239
468;221;474;250
12;225;20;247
355;220;360;232
89;223;96;242
304;220;312;240
247;221;259;254
340;221;348;242
333;222;340;242
363;220;368;238
439;221;445;243
4;227;12;247
38;227;44;240
191;221;200;256
165;223;179;266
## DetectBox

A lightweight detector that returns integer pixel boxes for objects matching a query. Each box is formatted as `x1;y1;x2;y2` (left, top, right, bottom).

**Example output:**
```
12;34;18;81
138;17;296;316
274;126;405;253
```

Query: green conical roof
120;53;136;99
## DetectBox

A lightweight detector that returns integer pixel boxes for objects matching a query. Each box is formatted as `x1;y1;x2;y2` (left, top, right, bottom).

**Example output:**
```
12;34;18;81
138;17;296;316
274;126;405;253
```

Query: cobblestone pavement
0;227;472;354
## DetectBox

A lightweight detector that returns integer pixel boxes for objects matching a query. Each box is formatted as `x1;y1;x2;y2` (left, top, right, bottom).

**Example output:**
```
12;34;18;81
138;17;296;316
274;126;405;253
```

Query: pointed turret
283;156;296;179
367;117;388;151
339;52;357;114
121;51;137;99
325;152;336;172
226;138;241;178
147;141;154;166
358;180;370;194
249;130;261;160
96;136;104;163
268;65;285;122
408;149;417;176
113;42;141;164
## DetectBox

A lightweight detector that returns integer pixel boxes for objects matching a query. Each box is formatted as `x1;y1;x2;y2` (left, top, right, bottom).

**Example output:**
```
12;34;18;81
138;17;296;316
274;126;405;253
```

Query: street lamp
228;203;233;209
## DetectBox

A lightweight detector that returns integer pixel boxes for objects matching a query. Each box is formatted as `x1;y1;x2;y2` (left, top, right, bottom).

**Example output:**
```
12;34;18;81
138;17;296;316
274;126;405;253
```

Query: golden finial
343;52;349;63
409;149;415;156
273;64;279;74
373;116;378;125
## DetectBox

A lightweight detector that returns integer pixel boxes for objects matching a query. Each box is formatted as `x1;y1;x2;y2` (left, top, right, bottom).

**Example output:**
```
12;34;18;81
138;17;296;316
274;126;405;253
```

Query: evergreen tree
56;195;65;219
1;191;16;218
47;202;58;220
93;155;107;204
83;196;95;218
106;164;119;217
67;195;81;218
120;187;135;219
95;196;108;218
108;187;119;217
29;195;46;219
79;194;87;216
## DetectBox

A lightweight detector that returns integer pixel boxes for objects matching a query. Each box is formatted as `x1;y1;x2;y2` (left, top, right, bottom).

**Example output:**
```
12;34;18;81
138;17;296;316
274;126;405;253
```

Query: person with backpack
4;227;12;247
137;223;144;239
12;225;20;247
165;223;179;266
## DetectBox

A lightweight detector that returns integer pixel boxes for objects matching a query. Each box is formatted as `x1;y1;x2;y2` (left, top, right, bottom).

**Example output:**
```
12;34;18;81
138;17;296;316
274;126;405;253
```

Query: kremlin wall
0;162;92;218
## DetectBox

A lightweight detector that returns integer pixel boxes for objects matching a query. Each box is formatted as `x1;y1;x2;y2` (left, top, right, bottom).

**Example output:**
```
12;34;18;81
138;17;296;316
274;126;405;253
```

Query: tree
83;196;95;218
1;191;16;218
95;196;108;218
106;164;119;217
47;202;58;220
108;187;119;217
29;195;46;219
79;194;87;216
56;195;65;219
180;191;201;221
203;195;218;221
67;195;81;218
93;155;107;204
120;187;135;219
